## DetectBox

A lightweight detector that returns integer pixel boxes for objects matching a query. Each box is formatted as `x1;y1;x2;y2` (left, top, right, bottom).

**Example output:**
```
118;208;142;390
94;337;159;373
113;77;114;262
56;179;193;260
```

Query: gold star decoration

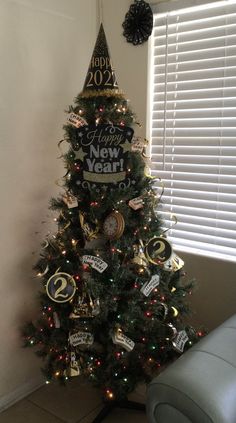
73;148;87;161
121;139;131;154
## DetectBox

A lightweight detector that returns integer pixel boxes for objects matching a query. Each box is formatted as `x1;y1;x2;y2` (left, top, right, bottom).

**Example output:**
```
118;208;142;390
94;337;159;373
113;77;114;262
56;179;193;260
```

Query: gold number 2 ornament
46;272;76;303
145;237;172;265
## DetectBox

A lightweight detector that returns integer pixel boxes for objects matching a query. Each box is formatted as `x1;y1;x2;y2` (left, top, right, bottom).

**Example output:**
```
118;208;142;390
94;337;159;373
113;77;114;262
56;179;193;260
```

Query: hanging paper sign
67;113;87;128
82;255;108;273
140;274;160;297
69;331;94;347
131;138;145;153
73;124;134;185
145;237;172;265
63;193;78;209
68;352;81;377
172;330;189;353
163;253;184;272
112;330;135;352
128;196;144;210
46;273;76;303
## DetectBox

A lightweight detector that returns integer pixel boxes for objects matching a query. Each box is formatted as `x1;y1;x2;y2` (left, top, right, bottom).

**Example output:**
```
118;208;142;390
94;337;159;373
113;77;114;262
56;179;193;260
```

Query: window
149;0;236;262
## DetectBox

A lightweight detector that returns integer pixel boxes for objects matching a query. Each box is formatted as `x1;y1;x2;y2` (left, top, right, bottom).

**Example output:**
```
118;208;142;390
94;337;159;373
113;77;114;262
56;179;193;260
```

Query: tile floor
0;378;147;423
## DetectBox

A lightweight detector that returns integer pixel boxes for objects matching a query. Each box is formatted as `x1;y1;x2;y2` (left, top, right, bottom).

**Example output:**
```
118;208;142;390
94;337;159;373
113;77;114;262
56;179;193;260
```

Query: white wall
102;0;236;332
0;0;97;410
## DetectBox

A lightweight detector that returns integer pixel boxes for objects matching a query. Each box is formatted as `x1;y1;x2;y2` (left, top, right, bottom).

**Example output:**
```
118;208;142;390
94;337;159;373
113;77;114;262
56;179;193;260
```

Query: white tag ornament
140;274;160;297
131;138;145;153
69;331;94;347
172;330;189;353
112;330;135;352
67;112;87;128
163;253;184;272
63;193;78;209
69;352;80;376
82;255;108;273
128;197;144;210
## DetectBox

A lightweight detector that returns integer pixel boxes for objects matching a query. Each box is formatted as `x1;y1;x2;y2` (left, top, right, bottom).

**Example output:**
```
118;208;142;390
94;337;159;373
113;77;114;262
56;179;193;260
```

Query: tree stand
92;399;146;423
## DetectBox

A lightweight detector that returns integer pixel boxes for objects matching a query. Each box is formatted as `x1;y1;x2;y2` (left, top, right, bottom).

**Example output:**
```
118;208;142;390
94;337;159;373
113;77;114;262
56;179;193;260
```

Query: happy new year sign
73;124;134;185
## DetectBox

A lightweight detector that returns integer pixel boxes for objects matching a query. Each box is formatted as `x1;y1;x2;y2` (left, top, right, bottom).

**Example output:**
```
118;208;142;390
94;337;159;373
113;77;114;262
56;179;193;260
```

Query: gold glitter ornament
79;212;99;241
80;89;124;99
69;293;100;319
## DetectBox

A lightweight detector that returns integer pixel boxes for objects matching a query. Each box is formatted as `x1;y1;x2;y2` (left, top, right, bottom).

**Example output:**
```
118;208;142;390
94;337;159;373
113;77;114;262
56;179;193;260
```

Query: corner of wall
0;379;43;413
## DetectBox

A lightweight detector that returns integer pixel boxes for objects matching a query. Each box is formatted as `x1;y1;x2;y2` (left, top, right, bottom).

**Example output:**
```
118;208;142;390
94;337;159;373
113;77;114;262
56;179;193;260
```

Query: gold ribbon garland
162;214;178;236
79;88;125;99
57;139;69;159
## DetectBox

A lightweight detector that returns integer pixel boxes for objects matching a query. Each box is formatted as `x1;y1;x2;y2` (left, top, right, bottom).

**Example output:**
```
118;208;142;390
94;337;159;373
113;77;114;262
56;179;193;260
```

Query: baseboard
0;379;44;413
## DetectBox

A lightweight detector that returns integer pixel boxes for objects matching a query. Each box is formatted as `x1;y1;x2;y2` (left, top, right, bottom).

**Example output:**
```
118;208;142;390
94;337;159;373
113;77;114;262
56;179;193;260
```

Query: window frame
147;0;236;263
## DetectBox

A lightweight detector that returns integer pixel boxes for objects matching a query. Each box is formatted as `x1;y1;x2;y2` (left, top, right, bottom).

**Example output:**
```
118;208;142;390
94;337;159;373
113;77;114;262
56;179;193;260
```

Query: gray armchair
147;315;236;423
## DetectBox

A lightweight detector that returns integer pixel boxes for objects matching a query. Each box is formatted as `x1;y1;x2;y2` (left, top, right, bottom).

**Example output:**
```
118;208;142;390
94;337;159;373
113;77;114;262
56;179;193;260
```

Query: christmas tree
23;24;202;406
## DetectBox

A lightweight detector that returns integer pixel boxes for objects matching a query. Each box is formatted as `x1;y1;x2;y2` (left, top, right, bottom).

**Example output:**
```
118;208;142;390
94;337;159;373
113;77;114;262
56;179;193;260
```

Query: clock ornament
103;211;125;240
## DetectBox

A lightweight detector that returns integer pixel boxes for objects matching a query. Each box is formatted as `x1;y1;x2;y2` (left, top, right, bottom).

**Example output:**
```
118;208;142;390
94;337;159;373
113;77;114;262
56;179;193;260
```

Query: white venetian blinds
150;0;236;261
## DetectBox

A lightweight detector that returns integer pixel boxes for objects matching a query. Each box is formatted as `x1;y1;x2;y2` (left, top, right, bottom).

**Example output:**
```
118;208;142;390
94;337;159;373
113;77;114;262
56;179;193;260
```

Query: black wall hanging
122;0;153;45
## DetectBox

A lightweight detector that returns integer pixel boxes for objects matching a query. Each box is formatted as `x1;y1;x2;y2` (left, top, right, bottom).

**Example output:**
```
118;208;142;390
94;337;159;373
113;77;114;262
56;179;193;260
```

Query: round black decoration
46;272;76;303
145;237;172;265
122;0;153;45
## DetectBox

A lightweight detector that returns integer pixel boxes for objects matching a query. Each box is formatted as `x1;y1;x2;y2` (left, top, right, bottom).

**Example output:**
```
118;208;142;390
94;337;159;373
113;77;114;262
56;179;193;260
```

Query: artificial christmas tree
23;24;202;420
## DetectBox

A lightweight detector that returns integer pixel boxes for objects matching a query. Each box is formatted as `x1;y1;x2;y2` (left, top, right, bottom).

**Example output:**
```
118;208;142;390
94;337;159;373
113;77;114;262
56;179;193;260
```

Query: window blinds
150;0;236;262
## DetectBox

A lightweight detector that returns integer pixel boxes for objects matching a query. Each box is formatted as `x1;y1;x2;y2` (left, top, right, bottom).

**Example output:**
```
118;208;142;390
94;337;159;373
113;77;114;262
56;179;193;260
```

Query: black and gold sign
46;272;76;303
83;23;119;94
145;237;172;265
74;124;134;186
